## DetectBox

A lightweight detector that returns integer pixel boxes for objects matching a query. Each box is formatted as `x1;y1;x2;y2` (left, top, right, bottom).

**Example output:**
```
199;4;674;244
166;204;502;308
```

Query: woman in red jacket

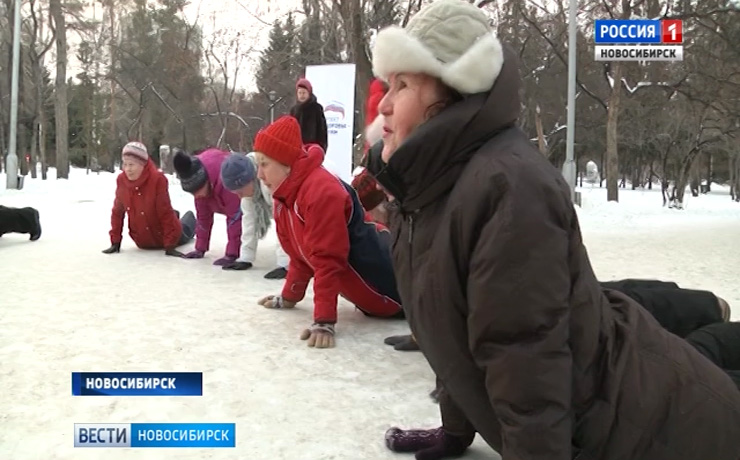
103;142;195;256
254;116;403;349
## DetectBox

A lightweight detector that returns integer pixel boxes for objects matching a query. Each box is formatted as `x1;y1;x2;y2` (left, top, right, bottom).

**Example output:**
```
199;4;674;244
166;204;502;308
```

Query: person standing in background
289;78;328;151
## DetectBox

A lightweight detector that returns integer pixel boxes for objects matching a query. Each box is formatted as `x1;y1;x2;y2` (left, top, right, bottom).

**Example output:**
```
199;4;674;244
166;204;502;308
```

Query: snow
606;72;615;89
1;167;739;459
621;79;654;94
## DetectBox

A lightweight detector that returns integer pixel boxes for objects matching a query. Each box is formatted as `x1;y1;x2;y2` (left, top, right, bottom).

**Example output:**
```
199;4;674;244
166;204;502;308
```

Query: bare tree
202;19;254;150
26;0;56;179
49;0;70;179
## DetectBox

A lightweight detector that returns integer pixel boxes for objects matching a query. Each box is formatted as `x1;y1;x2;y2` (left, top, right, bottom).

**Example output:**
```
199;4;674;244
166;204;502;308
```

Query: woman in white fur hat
367;1;740;459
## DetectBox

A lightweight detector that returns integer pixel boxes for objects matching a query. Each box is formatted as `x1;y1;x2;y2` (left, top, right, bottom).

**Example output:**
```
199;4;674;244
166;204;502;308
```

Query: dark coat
290;94;328;151
369;45;740;460
602;279;725;338
0;206;38;236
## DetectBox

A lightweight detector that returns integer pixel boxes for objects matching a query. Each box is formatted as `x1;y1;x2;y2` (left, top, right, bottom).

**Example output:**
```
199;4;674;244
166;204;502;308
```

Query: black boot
264;267;288;280
384;334;420;351
29;208;41;241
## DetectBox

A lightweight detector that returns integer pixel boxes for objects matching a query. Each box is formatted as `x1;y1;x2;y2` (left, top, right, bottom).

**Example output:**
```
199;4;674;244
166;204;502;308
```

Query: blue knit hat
220;153;257;191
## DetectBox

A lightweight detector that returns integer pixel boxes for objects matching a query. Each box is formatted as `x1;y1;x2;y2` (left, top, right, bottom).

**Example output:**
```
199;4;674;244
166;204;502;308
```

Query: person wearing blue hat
220;152;290;274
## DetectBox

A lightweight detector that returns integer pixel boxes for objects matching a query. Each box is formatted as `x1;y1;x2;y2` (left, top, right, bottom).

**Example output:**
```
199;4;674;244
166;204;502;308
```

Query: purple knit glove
385;427;471;460
183;250;205;259
213;255;237;266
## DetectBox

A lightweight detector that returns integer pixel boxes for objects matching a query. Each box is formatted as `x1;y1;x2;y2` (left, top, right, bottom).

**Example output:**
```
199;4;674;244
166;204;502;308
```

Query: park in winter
1;0;739;459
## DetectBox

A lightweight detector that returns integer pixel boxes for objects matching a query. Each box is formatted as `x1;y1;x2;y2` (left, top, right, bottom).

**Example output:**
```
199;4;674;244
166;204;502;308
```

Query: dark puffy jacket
370;44;740;460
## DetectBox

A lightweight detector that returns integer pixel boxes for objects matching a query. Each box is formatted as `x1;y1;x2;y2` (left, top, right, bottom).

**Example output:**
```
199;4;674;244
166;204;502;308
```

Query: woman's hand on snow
183;250;205;259
257;295;296;309
300;323;335;348
102;243;121;254
384;426;472;460
165;248;185;257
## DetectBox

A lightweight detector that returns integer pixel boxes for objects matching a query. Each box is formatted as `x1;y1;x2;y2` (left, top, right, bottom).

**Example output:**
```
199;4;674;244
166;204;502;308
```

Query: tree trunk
31;56;45;180
705;151;712;192
18;123;28;176
631;165;638;190
30;117;39;179
109;1;117;172
730;154;740;202
50;0;70;179
40;109;48;180
535;104;546;155
689;177;699;196
336;0;373;168
671;148;703;209
606;63;623;202
0;82;5;173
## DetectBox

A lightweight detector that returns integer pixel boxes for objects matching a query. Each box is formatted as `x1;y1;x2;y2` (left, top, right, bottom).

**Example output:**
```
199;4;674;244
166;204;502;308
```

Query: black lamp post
267;90;284;123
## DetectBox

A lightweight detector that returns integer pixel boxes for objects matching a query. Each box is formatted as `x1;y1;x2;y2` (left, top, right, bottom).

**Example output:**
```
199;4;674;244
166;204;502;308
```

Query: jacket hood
372;44;521;212
198;148;230;190
272;145;325;205
122;159;156;189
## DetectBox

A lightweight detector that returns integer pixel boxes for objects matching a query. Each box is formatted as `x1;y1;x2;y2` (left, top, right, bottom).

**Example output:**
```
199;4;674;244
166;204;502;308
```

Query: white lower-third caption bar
595;45;683;62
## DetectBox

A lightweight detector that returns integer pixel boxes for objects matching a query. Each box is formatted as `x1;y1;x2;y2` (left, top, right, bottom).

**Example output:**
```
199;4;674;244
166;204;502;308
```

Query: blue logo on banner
74;423;236;448
71;372;203;396
594;19;661;44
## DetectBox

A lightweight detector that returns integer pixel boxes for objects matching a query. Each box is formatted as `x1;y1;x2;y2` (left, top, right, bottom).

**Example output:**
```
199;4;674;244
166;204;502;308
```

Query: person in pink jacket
173;148;242;265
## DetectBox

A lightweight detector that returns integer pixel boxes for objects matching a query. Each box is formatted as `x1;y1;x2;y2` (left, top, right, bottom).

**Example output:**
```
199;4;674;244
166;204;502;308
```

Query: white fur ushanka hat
371;0;504;95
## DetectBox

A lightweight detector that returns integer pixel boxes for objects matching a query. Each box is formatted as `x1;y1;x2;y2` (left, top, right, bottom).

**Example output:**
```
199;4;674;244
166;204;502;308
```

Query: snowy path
1;170;738;459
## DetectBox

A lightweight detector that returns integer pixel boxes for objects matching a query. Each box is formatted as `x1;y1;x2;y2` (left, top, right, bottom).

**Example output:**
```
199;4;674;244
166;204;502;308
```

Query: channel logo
74;423;236;448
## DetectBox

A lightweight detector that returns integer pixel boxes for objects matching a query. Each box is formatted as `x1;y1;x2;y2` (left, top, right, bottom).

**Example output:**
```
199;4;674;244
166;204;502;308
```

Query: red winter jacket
109;160;182;249
273;145;388;323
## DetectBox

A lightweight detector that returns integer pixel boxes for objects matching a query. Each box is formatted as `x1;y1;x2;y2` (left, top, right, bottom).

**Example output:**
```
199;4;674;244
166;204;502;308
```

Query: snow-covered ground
1;168;739;459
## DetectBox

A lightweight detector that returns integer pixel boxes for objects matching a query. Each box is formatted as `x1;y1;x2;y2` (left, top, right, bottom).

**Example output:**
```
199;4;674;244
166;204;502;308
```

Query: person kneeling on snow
103;141;195;256
219;152;282;272
173;148;242;265
254;115;403;349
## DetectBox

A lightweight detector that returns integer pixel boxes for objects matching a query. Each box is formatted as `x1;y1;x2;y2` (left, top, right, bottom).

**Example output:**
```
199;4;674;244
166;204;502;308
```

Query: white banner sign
304;63;356;183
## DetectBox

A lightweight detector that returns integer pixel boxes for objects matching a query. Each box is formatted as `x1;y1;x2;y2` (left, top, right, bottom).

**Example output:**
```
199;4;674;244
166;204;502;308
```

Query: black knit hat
173;149;209;194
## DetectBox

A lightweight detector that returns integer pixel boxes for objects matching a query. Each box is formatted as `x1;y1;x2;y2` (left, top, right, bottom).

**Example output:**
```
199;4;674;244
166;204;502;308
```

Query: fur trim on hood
371;0;504;95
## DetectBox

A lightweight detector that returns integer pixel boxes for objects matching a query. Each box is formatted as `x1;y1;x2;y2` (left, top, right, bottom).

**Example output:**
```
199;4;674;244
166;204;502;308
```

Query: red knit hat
253;116;304;166
296;78;313;94
366;79;387;127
